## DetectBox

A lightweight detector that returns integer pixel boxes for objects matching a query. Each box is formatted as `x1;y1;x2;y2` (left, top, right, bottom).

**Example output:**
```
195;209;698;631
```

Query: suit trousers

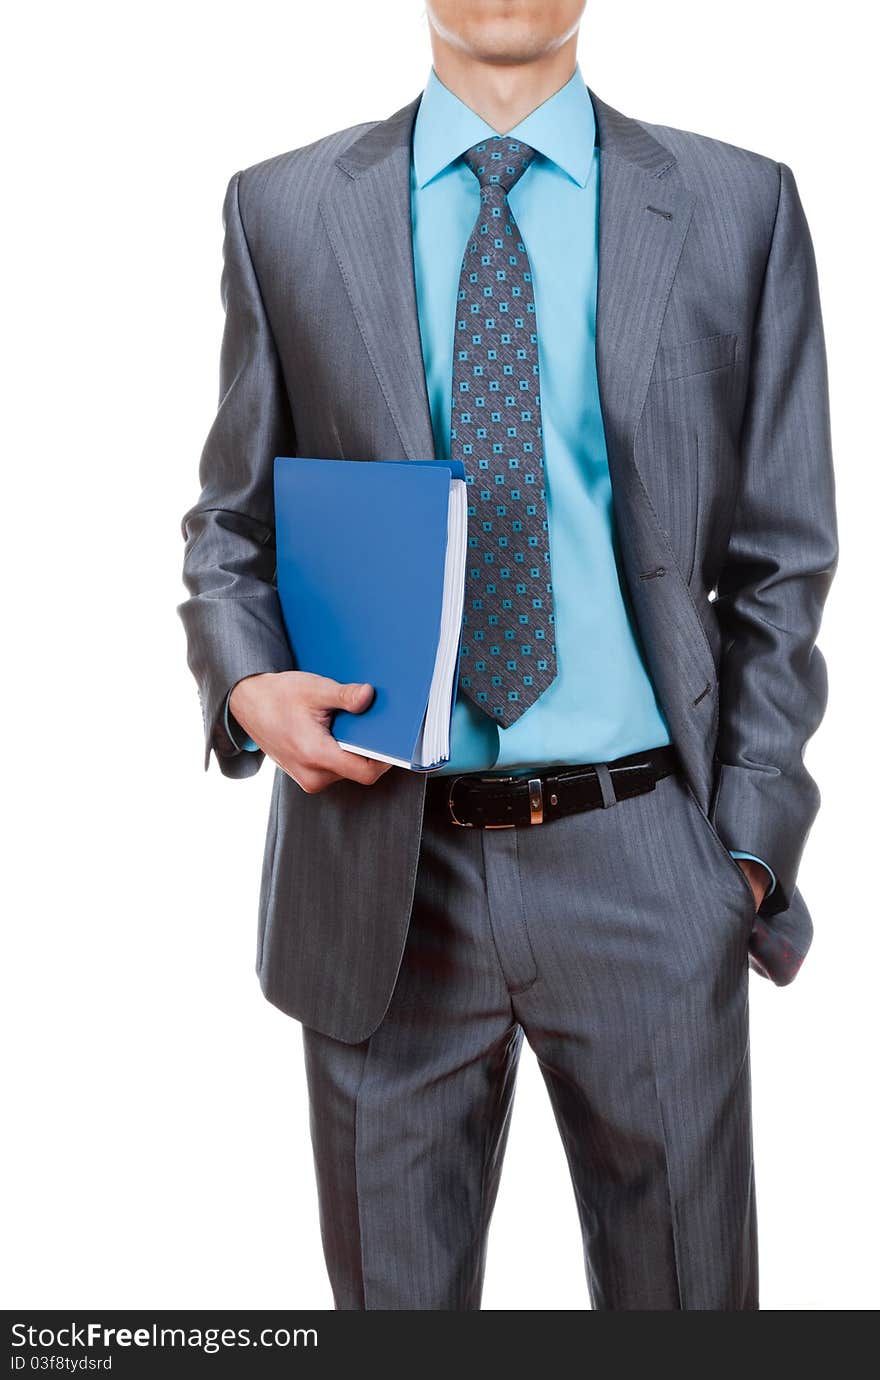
301;762;759;1310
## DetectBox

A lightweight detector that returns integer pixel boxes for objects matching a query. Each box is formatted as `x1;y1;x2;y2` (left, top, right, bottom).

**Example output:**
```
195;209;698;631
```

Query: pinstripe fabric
303;767;757;1310
177;81;837;1040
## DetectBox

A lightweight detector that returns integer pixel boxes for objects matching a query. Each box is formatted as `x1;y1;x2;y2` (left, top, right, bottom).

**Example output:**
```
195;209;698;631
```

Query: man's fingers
281;727;390;789
321;741;391;785
270;675;389;789
289;767;339;795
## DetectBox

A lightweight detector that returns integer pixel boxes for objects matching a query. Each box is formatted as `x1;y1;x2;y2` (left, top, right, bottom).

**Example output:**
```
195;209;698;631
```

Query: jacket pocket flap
651;332;738;384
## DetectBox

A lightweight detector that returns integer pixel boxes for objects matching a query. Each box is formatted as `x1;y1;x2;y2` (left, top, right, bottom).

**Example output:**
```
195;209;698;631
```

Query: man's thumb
339;681;374;712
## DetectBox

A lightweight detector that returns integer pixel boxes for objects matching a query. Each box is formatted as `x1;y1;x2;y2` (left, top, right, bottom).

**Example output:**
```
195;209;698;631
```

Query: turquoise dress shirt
411;64;670;777
224;63;775;896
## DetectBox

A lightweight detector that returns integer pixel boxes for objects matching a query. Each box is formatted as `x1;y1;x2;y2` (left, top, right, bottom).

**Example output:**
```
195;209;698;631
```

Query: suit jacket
178;87;838;1043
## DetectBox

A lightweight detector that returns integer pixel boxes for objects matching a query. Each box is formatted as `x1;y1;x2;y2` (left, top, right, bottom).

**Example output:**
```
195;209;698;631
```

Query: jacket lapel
590;92;696;502
320;95;435;462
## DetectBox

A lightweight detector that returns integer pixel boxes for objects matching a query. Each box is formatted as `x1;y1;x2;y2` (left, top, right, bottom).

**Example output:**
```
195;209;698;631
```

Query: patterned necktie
450;137;557;727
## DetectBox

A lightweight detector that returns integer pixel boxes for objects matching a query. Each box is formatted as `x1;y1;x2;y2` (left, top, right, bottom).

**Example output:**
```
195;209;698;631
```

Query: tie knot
461;137;537;197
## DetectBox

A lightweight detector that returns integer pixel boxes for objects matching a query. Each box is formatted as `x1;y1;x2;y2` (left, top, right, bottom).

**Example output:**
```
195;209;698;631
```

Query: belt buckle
448;774;544;828
526;777;544;825
447;774;475;827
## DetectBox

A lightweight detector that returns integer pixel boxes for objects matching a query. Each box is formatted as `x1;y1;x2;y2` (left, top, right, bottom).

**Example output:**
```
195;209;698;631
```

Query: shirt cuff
224;688;259;752
729;850;777;899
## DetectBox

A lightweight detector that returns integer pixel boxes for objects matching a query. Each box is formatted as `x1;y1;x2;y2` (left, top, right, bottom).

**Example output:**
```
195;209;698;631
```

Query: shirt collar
412;62;595;191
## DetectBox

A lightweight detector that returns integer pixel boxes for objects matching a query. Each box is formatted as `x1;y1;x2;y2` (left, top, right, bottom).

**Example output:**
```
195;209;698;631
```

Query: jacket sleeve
177;170;297;779
711;160;838;916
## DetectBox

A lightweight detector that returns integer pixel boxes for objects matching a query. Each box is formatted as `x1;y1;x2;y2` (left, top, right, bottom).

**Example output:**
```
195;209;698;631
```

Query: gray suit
178;86;837;1308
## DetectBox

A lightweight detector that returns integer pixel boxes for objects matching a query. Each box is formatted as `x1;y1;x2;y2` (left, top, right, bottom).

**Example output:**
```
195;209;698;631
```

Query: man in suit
178;0;837;1310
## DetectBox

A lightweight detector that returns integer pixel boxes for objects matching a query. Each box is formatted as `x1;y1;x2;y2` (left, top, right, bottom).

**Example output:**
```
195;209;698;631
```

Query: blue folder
273;456;468;771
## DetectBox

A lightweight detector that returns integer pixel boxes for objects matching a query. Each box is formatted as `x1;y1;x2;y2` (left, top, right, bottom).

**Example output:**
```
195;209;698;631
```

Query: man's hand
229;671;393;794
734;857;771;912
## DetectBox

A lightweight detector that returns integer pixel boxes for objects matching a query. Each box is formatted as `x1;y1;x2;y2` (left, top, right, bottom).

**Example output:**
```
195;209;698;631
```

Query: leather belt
423;744;681;829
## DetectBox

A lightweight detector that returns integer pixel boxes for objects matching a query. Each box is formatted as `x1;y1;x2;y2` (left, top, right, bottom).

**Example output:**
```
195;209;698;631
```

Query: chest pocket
650;332;738;385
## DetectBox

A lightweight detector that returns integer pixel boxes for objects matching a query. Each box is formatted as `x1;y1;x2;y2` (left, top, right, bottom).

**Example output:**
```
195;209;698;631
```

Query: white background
3;1;876;1310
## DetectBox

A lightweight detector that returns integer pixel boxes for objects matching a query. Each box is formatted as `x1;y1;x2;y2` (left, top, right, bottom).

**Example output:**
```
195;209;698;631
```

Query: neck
428;35;579;135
